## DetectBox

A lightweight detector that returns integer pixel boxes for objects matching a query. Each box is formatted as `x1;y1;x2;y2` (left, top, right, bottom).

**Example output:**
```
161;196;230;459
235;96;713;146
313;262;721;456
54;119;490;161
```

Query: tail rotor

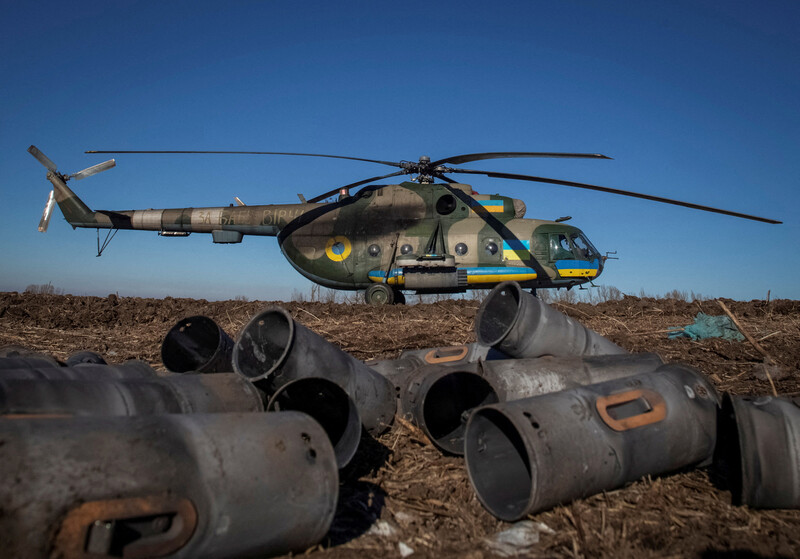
28;145;115;232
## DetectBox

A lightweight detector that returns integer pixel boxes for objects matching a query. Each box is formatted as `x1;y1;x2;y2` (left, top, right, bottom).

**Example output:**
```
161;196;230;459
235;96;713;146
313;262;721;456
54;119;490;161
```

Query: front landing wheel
364;284;394;305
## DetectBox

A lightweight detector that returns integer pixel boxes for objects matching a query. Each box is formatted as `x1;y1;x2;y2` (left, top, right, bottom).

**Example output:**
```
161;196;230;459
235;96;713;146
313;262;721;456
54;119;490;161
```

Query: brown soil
1;292;799;558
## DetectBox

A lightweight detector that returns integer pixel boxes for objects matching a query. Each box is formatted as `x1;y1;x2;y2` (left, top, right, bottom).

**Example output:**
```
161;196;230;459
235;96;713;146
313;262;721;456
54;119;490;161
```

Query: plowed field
1;292;799;558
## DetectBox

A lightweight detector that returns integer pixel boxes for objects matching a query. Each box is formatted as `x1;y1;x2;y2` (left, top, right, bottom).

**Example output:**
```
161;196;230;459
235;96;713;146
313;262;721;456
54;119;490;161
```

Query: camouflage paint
47;174;603;293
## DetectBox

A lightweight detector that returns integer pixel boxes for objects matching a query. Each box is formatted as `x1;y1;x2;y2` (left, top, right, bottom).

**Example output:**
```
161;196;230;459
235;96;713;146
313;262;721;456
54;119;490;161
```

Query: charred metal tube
366;343;508;380
0;412;338;559
233;306;396;435
717;393;800;508
161;315;235;373
482;353;664;401
268;377;361;468
0;355;61;369
399;364;499;454
465;363;719;520
392;353;663;455
0;346;60;365
65;350;107;366
397;343;508;365
475;281;626;357
0;361;158;380
0;373;263;418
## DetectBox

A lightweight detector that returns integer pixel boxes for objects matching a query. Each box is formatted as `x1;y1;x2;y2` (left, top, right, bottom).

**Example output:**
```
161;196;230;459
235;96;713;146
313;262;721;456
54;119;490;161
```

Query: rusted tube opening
476;282;525;347
233;309;292;381
421;372;499;454
162;316;234;373
268;377;360;468
465;408;531;521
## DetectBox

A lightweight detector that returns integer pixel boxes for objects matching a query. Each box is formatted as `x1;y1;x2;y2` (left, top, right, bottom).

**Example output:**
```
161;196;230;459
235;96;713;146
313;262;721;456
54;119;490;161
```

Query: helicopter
28;146;781;305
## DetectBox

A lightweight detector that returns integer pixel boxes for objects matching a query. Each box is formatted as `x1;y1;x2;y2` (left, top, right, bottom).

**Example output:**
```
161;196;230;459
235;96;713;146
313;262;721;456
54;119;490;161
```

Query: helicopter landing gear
364;284;394;305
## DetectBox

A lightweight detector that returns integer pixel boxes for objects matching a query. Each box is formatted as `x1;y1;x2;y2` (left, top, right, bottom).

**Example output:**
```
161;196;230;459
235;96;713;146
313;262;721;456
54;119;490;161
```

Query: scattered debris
668;312;745;341
483;521;555;557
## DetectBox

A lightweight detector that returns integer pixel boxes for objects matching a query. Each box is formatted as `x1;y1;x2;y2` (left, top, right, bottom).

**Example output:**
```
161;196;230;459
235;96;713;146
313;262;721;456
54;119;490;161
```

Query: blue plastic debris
668;312;745;341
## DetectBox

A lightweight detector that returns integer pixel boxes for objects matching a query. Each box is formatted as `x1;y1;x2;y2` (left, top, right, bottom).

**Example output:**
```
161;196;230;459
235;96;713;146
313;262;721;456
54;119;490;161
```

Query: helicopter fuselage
47;172;603;296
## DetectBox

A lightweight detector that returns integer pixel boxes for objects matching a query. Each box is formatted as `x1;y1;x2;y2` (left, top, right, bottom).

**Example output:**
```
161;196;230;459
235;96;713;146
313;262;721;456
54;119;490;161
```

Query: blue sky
2;1;798;301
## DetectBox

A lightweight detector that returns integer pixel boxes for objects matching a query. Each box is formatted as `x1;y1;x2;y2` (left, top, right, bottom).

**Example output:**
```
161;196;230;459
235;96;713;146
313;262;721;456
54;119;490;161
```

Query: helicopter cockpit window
485;241;498;256
569;233;599;260
549;232;599;260
550;234;574;260
368;244;381;257
436;195;457;215
400;244;414;255
455;242;468;256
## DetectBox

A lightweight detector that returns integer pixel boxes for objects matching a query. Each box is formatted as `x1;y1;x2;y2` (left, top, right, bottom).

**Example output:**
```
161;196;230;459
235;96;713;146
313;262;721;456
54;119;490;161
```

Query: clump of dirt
1;291;798;558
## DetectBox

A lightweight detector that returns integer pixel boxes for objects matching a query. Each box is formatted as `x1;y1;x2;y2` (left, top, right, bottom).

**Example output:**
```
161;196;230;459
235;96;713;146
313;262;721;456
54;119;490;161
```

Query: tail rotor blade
28;145;57;173
71;159;116;180
38;190;56;232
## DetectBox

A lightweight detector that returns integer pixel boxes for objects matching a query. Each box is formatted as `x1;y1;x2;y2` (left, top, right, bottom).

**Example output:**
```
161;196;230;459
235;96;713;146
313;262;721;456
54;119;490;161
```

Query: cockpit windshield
549;232;599;261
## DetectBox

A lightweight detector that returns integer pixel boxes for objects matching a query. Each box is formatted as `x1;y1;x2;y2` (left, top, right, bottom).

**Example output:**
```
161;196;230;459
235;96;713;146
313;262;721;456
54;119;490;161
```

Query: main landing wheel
364;284;394;305
393;289;406;305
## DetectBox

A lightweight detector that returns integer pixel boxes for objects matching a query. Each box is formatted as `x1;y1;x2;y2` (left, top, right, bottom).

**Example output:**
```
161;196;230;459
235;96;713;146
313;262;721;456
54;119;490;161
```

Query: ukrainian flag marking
478;200;504;213
502;240;531;261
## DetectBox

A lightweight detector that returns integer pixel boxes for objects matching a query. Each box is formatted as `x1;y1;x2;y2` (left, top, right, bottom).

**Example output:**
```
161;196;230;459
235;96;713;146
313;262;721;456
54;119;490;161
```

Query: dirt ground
1;291;799;558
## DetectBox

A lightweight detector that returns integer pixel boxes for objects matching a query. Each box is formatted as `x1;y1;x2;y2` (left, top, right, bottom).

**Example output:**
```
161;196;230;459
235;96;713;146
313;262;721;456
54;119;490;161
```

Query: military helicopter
28;146;781;305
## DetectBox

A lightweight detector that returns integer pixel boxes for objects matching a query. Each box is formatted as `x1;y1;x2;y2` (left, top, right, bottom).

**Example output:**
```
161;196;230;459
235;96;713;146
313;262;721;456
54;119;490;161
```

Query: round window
400;244;414;255
485;241;498;255
368;244;381;257
455;242;468;256
436;194;457;215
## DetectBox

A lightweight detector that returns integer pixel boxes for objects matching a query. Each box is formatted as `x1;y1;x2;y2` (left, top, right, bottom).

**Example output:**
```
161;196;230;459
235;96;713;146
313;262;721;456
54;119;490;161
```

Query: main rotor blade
70;159;116;180
85;150;402;168
306;170;407;204
451;168;782;224
28;145;57;172
432;152;612;167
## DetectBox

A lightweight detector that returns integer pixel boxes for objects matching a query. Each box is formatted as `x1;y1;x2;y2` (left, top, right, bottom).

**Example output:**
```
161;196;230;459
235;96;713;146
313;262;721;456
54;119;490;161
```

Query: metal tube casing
397;343;508;366
399;364;499;454
475;281;626;357
0;373;263;418
0;361;158;381
233;306;396;435
366;343;508;383
161;315;235;373
0;412;338;559
392;353;663;455
465;364;720;520
718;393;800;508
0;356;61;370
0;346;61;366
65;350;108;366
268;377;362;468
483;353;665;401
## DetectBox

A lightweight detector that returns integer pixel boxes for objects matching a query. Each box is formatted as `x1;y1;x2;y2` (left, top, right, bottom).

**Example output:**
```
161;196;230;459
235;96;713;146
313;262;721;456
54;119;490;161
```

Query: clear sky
2;1;798;302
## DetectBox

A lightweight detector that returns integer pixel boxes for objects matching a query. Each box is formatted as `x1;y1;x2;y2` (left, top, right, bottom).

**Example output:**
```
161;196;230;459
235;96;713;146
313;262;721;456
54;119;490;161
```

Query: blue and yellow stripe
502;240;531;261
368;266;538;285
477;200;505;213
554;259;600;278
